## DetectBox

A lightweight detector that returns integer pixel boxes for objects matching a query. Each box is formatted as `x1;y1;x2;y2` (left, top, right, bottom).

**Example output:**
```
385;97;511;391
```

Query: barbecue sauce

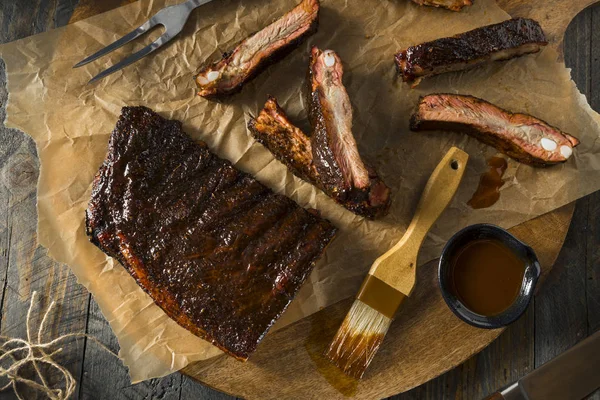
449;239;525;316
468;157;508;209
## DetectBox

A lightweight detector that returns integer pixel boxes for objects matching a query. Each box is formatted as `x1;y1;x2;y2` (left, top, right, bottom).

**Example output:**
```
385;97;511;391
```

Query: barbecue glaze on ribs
395;18;547;85
86;106;336;360
248;48;391;219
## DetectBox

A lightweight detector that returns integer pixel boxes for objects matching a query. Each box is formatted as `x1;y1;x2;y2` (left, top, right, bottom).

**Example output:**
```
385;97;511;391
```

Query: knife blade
485;330;600;400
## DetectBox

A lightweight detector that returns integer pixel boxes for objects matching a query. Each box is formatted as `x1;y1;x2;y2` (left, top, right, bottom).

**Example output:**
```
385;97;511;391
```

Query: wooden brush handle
405;147;469;246
370;147;468;296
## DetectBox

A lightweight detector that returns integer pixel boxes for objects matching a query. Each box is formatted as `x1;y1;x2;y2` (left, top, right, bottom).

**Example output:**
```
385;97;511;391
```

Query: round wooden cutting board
67;0;592;399
180;1;596;399
181;206;575;400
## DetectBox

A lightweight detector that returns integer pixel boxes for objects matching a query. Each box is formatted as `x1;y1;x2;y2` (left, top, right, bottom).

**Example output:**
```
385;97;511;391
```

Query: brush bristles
326;299;392;379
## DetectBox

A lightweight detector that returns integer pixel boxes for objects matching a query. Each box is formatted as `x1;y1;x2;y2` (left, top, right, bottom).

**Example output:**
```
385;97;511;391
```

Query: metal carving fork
74;0;214;84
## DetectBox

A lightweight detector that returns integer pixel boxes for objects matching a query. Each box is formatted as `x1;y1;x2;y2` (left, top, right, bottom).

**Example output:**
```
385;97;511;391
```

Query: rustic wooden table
0;1;598;399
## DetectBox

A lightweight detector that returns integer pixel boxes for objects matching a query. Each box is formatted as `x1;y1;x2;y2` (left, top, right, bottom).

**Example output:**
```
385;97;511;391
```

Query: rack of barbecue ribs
248;48;391;219
195;0;319;98
395;18;548;86
86;106;337;360
410;94;579;166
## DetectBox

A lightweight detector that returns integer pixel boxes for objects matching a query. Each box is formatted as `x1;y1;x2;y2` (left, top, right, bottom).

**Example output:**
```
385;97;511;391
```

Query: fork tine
73;19;157;68
88;33;173;84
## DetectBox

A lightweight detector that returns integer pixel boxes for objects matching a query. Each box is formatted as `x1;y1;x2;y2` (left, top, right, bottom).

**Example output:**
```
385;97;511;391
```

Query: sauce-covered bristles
326;299;392;379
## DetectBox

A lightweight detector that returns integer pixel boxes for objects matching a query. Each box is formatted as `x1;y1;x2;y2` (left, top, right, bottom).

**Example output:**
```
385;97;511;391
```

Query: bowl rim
438;223;541;329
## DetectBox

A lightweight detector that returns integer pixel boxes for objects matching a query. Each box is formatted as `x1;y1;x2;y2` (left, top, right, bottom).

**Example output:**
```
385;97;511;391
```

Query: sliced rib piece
308;47;377;198
248;96;318;185
195;0;319;98
248;49;391;220
248;97;391;219
86;106;336;360
395;18;547;85
411;0;472;11
307;47;391;218
410;94;579;166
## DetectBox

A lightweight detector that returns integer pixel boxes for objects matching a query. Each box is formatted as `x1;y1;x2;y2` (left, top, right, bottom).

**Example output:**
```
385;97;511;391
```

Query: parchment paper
1;0;599;383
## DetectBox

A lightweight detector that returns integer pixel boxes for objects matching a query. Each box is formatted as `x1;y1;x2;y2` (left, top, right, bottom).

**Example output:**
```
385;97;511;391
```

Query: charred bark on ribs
195;0;319;98
410;94;579;166
395;18;547;85
86;106;336;360
248;96;318;185
248;48;391;219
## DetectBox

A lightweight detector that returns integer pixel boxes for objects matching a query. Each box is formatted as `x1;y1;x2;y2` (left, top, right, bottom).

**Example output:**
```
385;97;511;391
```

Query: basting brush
326;147;469;379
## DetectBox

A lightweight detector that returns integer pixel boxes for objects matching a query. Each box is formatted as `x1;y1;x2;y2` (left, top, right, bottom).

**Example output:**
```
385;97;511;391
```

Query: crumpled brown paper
1;0;599;383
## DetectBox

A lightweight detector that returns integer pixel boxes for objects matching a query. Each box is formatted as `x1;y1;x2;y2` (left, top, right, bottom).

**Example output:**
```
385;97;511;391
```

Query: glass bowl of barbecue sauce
438;224;541;329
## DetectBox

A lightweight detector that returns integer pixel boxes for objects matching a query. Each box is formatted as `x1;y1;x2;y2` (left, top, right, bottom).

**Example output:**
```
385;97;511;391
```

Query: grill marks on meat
410;94;580;166
248;49;391;220
86;106;336;360
395;18;548;85
195;0;319;98
411;0;472;11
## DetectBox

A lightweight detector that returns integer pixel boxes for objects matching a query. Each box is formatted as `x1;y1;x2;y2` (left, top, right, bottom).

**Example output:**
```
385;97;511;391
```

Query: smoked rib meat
248;48;391;219
395;18;547;84
410;94;579;166
86;106;337;360
195;0;319;98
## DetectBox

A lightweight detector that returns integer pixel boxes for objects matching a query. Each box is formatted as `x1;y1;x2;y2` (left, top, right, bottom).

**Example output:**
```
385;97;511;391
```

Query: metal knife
485;330;600;400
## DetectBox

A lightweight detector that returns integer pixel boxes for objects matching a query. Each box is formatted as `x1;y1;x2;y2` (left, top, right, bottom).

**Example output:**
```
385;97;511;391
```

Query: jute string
0;291;119;400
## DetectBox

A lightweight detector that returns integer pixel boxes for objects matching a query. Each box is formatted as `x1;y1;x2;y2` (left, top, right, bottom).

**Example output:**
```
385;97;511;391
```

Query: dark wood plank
589;0;600;338
0;88;91;400
79;300;183;400
0;61;26;400
78;299;128;400
535;9;596;399
0;1;94;399
535;199;588;355
535;0;592;363
0;59;17;321
0;0;70;43
585;4;600;400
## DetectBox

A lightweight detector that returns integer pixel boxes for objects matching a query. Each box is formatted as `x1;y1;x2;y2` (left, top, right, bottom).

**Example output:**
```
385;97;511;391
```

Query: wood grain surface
0;0;598;399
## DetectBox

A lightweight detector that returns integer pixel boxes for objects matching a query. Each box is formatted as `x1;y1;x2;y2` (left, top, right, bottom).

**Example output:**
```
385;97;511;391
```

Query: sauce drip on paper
468;157;508;209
